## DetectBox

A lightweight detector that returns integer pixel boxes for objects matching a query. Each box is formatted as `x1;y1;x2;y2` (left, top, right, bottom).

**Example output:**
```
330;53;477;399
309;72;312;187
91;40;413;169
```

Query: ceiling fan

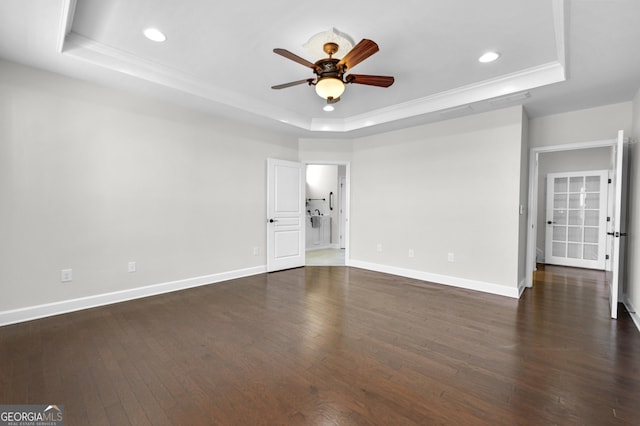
271;39;395;105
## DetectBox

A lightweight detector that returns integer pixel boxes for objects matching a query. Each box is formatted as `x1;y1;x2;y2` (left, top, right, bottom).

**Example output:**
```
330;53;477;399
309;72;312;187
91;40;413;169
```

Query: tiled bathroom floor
305;248;345;266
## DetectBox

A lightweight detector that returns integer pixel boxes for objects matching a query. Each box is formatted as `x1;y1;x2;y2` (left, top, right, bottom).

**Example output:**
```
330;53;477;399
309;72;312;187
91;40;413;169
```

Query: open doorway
539;160;610;269
526;139;616;287
304;163;349;266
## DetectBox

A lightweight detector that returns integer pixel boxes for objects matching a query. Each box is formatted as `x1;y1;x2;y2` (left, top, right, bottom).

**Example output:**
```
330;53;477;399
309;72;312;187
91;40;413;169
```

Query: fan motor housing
314;58;342;81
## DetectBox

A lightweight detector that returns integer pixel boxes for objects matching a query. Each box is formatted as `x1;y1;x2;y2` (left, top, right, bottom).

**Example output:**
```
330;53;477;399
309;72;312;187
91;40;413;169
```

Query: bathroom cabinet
306;216;331;249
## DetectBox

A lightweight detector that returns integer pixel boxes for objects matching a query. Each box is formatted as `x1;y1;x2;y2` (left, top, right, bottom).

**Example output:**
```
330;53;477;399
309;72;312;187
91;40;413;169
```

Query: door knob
269;218;278;223
547;221;553;224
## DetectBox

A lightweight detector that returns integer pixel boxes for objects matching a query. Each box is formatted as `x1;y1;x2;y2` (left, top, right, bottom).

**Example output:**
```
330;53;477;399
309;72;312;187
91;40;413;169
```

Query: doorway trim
303;161;351;266
525;139;616;287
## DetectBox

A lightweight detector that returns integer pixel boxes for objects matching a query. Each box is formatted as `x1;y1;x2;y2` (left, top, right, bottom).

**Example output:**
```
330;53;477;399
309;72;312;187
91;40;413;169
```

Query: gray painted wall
1;58;638;327
0;60;299;312
349;106;526;291
628;90;640;320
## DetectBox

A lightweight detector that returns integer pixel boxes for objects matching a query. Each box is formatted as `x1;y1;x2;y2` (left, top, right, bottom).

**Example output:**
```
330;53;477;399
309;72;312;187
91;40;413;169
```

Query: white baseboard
0;265;266;327
518;279;528;297
349;260;520;298
623;297;640;334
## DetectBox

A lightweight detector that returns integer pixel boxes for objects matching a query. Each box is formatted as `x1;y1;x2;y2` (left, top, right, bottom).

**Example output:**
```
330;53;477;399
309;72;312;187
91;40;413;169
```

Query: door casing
525;138;618;288
303;161;351;264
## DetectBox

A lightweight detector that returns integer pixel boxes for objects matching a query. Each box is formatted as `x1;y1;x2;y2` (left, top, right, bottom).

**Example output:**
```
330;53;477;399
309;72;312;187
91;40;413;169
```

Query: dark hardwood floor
1;265;639;425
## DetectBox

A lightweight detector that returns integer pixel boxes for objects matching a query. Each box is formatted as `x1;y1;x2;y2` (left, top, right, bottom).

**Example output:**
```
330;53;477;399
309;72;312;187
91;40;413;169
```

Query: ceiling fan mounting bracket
322;42;339;58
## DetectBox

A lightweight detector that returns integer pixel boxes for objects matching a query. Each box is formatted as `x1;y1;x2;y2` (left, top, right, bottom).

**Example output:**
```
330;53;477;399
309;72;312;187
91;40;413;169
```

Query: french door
545;170;608;269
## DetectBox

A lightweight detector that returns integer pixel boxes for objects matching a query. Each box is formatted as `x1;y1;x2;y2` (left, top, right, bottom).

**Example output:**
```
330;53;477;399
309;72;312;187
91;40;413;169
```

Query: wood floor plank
1;264;639;425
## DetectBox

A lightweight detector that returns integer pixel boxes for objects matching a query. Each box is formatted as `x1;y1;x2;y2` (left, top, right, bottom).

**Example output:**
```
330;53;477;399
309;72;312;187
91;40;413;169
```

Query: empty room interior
1;1;640;424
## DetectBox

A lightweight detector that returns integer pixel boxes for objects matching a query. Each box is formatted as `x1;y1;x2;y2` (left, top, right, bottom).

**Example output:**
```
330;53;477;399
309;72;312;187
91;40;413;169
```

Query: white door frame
304;161;351;265
338;175;347;249
525;139;616;287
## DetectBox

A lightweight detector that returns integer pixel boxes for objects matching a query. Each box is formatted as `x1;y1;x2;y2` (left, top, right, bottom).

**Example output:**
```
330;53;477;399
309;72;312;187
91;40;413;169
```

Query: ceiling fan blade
273;48;319;70
337;39;379;71
271;78;314;90
345;74;395;87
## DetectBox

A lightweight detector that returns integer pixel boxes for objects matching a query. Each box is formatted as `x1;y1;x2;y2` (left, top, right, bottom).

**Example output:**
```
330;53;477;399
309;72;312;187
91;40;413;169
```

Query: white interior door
338;176;346;249
267;158;305;272
544;170;608;269
606;130;629;319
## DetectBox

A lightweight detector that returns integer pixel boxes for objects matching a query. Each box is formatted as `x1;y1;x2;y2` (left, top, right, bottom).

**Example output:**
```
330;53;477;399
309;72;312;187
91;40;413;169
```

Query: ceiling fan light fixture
315;77;345;100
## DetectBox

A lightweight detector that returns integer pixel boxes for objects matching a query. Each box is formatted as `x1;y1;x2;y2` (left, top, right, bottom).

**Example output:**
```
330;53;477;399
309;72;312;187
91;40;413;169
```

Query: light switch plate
61;269;72;282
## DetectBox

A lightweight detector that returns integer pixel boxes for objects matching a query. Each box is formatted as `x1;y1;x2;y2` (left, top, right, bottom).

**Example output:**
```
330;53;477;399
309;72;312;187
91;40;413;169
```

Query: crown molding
58;0;567;133
310;60;565;132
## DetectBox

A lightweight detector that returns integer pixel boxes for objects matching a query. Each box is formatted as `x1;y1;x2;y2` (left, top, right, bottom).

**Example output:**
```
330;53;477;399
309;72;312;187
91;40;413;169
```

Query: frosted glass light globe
315;78;345;99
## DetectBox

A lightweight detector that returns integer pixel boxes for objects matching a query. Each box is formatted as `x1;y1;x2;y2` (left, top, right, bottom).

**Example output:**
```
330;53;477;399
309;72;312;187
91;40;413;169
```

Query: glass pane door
545;171;608;269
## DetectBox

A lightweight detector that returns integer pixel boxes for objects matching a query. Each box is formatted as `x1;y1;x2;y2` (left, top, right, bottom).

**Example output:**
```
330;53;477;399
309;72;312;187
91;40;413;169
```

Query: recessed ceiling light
143;28;166;42
478;51;500;63
323;104;335;112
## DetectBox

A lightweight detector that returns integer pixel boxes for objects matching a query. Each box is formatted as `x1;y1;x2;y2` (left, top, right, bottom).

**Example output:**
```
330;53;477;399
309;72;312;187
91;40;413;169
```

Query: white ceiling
1;0;639;137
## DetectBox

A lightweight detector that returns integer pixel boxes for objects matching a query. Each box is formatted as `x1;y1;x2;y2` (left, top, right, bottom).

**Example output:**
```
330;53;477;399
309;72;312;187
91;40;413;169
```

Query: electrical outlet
61;269;72;282
253;247;260;256
376;243;383;252
448;253;455;262
128;261;137;273
408;249;414;258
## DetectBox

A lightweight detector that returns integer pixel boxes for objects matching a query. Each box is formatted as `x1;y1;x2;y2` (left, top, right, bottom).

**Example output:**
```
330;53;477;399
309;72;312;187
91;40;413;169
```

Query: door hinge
607;216;611;222
608;178;612;184
606;254;610;260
